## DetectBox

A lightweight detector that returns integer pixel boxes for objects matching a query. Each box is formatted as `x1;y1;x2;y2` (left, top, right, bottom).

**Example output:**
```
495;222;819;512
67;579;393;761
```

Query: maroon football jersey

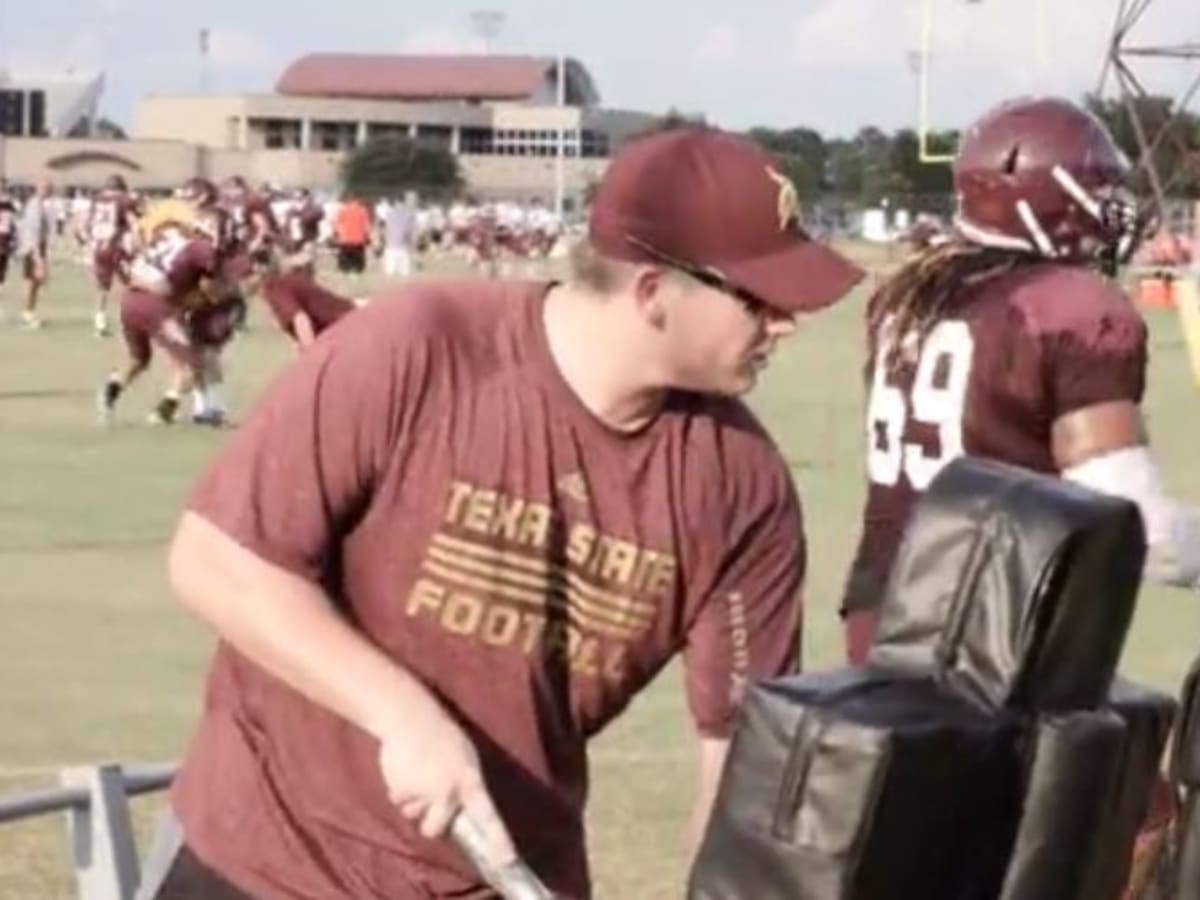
842;262;1147;614
129;225;218;307
173;280;805;899
226;193;279;254
87;189;137;252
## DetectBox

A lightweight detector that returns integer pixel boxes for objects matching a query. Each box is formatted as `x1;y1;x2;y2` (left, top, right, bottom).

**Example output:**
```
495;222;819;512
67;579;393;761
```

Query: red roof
276;54;564;101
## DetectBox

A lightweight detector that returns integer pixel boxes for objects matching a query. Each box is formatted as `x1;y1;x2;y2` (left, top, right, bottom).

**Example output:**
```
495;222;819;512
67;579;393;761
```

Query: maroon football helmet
105;173;128;192
181;177;218;208
954;97;1145;267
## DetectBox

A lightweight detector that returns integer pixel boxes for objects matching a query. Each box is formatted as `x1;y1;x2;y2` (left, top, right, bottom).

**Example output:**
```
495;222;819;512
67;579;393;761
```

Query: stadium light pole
554;54;566;220
469;10;505;54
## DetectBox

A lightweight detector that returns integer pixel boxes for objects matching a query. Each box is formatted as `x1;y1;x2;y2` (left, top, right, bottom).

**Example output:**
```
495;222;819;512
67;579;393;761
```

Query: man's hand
687;737;730;862
377;712;517;867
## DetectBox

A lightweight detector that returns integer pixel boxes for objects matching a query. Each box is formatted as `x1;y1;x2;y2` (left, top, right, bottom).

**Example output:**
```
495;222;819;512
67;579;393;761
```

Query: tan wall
0;137;611;197
0;136;203;189
491;103;582;131
134;94;494;147
132;95;249;148
238;95;492;128
204;149;345;191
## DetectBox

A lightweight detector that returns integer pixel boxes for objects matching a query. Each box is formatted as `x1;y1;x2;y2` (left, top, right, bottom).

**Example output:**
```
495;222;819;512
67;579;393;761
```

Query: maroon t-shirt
173;280;805;899
842;262;1147;614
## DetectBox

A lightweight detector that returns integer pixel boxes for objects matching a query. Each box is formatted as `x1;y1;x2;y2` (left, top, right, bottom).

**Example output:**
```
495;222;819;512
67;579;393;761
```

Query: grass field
0;243;1198;899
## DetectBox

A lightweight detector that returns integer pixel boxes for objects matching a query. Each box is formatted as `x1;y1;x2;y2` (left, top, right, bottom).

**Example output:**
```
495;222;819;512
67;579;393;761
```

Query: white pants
382;246;413;278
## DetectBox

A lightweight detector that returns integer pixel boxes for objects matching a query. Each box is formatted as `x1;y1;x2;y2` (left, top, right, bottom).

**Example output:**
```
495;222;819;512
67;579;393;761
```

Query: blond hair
567;237;692;295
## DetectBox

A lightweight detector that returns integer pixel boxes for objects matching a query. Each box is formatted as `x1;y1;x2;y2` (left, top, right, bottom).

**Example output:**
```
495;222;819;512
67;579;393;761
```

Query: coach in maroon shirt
157;127;863;899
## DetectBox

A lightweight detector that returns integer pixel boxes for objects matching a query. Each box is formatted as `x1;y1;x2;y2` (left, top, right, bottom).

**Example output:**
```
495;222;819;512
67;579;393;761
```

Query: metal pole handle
449;811;555;900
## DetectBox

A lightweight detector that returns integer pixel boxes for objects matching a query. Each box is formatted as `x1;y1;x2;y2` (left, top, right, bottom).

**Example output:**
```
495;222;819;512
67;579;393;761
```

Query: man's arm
168;511;517;863
686;737;730;861
169;511;441;743
1052;400;1200;586
291;310;317;348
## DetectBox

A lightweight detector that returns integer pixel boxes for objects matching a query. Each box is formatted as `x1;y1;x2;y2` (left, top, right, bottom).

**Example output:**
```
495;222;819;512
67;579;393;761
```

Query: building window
459;127;494;154
311;120;359;151
367;122;410;142
0;90;26;136
251;117;302;150
416;124;453;150
581;130;610;159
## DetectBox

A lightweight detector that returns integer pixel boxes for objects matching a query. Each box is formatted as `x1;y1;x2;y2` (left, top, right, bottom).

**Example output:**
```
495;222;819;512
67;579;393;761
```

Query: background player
842;96;1200;664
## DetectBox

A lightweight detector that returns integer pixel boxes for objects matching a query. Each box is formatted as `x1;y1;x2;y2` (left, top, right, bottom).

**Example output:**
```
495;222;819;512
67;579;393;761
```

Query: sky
0;0;1195;138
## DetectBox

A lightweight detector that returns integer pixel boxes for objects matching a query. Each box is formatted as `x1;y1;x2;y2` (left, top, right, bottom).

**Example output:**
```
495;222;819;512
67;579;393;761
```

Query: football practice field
1;244;1198;899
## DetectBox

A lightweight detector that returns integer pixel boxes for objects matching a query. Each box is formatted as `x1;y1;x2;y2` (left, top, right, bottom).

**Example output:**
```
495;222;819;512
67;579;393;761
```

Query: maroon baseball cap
588;127;864;314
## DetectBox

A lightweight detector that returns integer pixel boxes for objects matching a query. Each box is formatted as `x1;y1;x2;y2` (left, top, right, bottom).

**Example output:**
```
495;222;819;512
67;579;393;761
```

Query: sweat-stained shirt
173;278;806;900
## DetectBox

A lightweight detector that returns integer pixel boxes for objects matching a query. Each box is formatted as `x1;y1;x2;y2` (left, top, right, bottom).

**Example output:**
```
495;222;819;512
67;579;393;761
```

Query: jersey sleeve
167;240;217;292
683;444;805;739
185;302;430;583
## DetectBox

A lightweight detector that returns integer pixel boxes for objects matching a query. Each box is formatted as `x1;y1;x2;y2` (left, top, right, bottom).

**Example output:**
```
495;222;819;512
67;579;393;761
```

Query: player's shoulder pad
1003;263;1146;364
1010;263;1142;336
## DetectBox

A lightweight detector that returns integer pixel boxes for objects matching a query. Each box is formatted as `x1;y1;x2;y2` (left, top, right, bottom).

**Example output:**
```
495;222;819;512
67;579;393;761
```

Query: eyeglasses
623;233;779;319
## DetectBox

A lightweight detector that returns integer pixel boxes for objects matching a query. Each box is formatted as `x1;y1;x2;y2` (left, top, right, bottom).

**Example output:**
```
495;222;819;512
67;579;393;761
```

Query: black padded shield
1172;654;1200;788
868;456;1145;713
688;669;1020;900
997;679;1175;900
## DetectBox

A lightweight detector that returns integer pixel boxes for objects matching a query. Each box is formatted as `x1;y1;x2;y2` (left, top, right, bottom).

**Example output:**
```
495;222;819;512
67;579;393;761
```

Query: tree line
338;93;1200;206
657;94;1200;210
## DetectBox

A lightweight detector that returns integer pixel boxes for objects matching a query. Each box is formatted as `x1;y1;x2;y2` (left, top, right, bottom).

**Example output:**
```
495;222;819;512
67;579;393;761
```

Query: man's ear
632;265;669;329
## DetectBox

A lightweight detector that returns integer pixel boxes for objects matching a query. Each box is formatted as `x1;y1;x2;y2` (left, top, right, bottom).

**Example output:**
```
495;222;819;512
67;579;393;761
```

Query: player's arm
681;445;805;861
1052;401;1200;587
291;310;316;348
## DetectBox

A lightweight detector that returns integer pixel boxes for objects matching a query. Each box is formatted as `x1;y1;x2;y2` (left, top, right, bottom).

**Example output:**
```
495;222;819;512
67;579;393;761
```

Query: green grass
0;244;1197;899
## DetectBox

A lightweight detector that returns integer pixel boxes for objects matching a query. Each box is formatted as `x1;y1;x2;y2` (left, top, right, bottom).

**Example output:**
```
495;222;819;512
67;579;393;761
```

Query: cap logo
767;167;800;231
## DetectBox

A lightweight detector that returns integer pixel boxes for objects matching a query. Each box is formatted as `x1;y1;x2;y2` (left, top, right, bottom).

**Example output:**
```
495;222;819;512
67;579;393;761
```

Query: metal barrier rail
0;762;177;900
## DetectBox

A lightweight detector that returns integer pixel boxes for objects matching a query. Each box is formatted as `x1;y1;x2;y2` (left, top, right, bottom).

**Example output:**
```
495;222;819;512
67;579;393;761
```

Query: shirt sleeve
185;303;429;583
683;450;805;739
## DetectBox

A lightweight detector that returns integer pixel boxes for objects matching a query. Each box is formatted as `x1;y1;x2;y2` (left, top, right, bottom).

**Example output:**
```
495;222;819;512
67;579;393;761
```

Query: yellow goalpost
917;0;1052;163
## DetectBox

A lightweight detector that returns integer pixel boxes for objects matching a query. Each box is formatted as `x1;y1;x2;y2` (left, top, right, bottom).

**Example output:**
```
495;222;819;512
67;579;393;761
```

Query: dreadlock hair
868;238;1040;373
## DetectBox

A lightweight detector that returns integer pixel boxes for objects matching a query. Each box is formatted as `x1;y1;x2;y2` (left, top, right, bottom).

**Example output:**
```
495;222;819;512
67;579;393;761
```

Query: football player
0;180;16;317
278;187;324;277
97;180;236;425
222;175;280;276
842;96;1200;665
81;173;141;336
